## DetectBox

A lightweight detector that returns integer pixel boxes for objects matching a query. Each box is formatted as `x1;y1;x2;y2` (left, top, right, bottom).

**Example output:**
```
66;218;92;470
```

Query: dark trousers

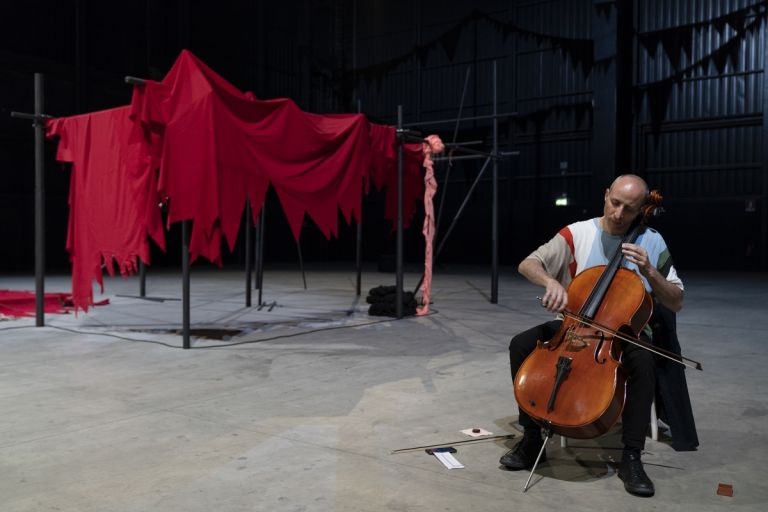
509;320;656;450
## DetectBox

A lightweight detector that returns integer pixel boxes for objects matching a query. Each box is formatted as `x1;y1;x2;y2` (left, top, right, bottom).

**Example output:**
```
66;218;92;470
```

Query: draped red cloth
47;107;164;311
130;50;423;263
47;50;424;312
0;291;108;318
0;290;73;318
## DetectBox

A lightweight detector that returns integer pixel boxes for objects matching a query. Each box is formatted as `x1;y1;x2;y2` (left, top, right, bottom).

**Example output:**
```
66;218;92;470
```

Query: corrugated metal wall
352;0;766;269
355;1;518;263
2;0;764;270
634;0;766;269
509;0;595;255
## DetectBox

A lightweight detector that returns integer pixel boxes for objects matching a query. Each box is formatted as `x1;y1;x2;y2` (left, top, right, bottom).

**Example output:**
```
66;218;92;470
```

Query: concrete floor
0;265;766;511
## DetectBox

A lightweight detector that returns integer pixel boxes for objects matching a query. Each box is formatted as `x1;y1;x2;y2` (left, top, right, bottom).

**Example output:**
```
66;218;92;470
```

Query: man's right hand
541;280;568;313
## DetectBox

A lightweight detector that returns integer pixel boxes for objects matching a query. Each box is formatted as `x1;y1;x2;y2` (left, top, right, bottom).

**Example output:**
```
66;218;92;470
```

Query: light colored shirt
527;218;684;293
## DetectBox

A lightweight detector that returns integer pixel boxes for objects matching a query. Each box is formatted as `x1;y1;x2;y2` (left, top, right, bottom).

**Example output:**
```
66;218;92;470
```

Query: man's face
602;181;646;235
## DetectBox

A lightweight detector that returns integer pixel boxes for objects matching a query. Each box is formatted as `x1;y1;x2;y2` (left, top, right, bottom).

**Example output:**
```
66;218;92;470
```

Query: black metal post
355;98;363;296
491;60;499;304
254;210;262;291
245;201;253;307
139;260;146;297
34;73;45;326
296;237;307;290
256;201;266;305
396;105;404;319
181;220;191;349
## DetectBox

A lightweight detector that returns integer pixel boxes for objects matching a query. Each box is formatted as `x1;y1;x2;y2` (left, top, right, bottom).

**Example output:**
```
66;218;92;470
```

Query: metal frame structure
391;61;518;318
10;74;51;327
9;60;519;344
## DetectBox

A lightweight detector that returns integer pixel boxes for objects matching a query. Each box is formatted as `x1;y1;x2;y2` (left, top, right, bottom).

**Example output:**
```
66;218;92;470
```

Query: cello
512;190;702;490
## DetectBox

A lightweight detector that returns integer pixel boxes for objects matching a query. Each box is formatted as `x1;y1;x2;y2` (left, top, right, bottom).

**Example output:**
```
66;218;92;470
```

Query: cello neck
579;222;644;320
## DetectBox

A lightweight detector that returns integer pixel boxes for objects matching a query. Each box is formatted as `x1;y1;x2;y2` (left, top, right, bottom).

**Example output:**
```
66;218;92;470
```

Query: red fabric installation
131;50;424;264
47;107;164;311
0;290;109;318
47;50;424;312
0;290;72;317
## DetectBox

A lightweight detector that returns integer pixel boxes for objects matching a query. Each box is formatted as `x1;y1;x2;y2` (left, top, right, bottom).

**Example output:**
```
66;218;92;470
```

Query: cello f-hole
593;330;606;364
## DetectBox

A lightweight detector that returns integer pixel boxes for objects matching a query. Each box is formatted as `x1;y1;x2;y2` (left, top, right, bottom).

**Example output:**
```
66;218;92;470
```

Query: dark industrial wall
633;0;767;270
354;0;767;271
1;0;766;274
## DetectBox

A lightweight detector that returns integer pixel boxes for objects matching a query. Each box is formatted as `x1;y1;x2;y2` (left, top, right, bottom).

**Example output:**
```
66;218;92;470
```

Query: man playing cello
501;174;684;497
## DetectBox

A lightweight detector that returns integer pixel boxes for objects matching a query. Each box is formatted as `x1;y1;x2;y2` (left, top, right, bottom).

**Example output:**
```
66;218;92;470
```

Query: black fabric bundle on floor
366;285;417;317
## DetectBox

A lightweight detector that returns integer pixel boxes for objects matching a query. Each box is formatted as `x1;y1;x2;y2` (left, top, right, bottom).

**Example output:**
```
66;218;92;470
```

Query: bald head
601;174;649;235
609;174;649;200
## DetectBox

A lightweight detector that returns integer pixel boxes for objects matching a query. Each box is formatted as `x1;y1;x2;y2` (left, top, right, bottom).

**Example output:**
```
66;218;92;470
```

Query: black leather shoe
618;451;655;497
499;436;546;470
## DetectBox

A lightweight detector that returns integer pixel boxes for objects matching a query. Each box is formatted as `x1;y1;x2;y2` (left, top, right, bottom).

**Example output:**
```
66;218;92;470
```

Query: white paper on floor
460;427;493;437
434;451;464;469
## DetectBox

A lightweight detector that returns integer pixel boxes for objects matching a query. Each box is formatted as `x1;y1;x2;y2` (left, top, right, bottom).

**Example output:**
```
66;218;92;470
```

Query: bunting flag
514;102;593;133
636;3;766;134
350;9;594;86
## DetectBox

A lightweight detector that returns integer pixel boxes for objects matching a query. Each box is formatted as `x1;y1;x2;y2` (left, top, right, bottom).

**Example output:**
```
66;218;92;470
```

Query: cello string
534;297;702;370
559;310;703;371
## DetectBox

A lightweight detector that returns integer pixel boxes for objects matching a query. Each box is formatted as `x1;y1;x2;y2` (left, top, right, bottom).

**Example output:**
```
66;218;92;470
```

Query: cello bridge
565;330;588;351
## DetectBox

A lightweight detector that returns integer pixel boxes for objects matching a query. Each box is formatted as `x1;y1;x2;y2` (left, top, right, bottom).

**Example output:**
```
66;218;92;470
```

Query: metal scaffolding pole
355;99;363;296
296;237;307;290
139;260;147;297
396;105;404;319
491;60;499;304
400;61;516;303
181;219;191;349
33;74;46;326
245;201;253;307
255;202;266;306
11;73;50;327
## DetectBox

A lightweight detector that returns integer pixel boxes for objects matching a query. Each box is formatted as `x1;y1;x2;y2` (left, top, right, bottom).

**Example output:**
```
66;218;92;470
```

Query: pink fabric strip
416;135;445;316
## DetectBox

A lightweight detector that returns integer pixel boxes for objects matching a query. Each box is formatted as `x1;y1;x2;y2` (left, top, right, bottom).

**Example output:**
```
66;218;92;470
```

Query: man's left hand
621;243;651;275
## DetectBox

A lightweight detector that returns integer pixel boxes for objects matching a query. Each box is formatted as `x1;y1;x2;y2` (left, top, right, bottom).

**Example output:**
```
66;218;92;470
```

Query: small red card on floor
717;483;733;497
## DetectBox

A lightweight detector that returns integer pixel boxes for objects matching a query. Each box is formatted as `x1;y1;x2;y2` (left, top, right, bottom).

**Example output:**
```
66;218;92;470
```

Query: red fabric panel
0;290;73;317
47;50;426;310
0;290;109;318
367;123;424;228
46;107;164;311
131;50;424;261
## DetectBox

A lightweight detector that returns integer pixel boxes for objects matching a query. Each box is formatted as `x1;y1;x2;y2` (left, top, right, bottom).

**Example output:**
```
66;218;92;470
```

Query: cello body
513;265;653;439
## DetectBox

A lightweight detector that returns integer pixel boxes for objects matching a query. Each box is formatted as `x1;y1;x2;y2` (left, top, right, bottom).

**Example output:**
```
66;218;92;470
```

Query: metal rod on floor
182;219;191;349
245;201;253;307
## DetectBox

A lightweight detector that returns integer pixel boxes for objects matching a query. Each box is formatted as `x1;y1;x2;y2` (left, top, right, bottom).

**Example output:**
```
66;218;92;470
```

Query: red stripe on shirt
558;226;577;278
